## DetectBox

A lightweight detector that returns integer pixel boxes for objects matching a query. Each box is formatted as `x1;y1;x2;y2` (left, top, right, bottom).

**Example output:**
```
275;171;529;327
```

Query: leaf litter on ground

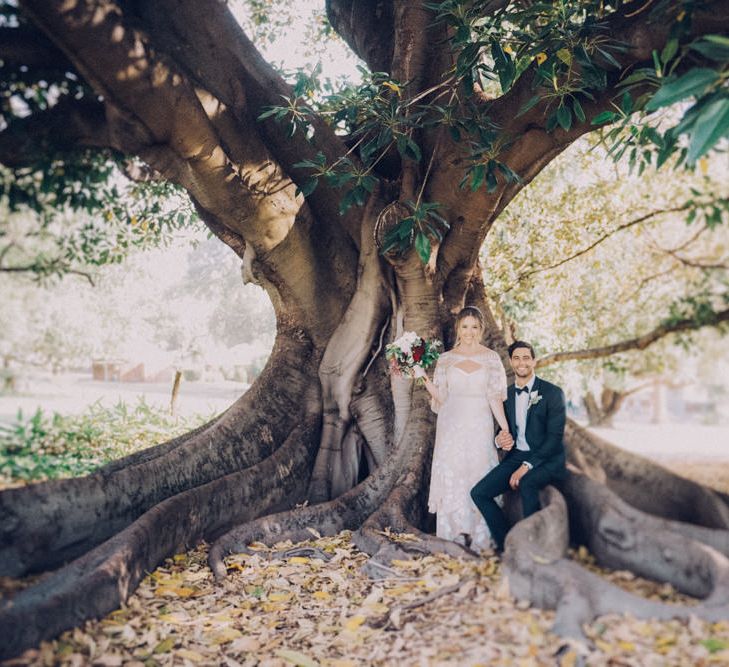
3;529;729;667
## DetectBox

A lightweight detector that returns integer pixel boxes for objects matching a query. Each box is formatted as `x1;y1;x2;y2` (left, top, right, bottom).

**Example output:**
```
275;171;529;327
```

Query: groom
470;340;567;553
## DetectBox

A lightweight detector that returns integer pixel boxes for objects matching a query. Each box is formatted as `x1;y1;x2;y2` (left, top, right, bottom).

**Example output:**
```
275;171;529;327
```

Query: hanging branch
537;307;729;367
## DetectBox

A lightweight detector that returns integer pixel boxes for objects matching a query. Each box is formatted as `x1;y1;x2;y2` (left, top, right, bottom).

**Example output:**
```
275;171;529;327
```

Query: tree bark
3;0;729;660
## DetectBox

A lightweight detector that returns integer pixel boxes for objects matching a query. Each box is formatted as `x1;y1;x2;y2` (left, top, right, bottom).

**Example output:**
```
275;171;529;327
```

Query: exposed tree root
565;420;729;529
209;393;434;580
0;336;317;577
0;413;321;661
503;483;729;642
563;473;729;600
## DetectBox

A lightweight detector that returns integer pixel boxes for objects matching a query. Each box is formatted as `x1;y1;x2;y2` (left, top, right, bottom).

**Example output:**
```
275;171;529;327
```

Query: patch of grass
0;399;211;485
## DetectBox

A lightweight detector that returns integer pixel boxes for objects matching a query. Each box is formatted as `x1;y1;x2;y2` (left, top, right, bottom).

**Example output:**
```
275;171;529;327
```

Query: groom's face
510;347;536;380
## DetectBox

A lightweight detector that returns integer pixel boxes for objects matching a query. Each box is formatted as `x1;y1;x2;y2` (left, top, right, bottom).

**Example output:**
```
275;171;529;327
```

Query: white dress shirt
514;376;535;452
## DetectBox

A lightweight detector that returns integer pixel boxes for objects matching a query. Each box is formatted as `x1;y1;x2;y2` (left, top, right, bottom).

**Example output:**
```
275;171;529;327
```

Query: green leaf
701;638;729;654
296;178;318;198
595;46;621;69
485;164;499;192
661;38;679;66
691;37;729;61
645;69;720;111
517;94;542;117
415;232;431;264
591;110;618;126
546;111;559;133
685;98;729;164
572;97;586;123
469;164;486;191
621;91;633;115
396;135;422;162
491;41;516;92
257;107;280;120
556;105;572;131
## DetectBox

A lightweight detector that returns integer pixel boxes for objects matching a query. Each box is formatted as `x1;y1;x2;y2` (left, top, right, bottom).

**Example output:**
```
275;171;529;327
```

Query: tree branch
326;0;395;73
19;0;301;255
504;204;692;291
434;0;729;300
0;262;95;286
133;0;363;245
537;307;729;367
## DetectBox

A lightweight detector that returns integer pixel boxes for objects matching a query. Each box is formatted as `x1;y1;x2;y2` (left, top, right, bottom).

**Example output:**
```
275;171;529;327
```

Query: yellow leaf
269;592;293;602
248;542;269;551
312;591;331;600
158;613;187;624
699;157;709;175
384;586;413;596
289;557;310;565
275;649;320;667
382;81;401;94
176;649;205;662
503;44;515;55
156;586;197;597
560;650;577;667
173;554;187;563
227;562;245;573
594;639;613;652
343;616;366;631
618;641;636;651
153;637;175;654
655;635;676;648
208;627;243;645
391;559;419;570
557;48;572;65
536;52;548;65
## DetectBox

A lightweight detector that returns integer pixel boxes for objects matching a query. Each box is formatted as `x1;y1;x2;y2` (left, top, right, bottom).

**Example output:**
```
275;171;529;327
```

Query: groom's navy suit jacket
500;376;567;479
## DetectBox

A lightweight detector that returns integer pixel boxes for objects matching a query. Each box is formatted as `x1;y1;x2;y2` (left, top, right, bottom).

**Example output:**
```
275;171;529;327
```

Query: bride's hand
412;366;427;380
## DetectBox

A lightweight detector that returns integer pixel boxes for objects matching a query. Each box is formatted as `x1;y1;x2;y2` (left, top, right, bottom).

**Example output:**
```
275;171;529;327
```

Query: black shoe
454;532;472;548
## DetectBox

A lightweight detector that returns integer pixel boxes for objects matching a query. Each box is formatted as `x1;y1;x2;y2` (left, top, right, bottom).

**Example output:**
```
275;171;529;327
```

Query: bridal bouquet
385;331;442;379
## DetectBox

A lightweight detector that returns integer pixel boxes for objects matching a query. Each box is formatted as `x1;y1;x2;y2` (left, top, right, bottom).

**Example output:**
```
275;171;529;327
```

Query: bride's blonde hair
453;306;485;348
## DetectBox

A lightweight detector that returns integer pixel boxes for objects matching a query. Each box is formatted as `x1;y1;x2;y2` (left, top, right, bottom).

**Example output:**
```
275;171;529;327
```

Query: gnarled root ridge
0;334;317;577
503;478;729;642
565;420;729;529
210;392;436;579
0;413;320;661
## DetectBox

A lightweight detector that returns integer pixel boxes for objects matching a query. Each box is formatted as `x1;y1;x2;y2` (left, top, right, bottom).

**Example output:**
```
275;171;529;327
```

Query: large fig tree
2;0;729;658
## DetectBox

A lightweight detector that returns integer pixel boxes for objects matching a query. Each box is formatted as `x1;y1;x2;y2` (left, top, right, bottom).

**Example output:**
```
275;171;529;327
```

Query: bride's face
457;315;482;345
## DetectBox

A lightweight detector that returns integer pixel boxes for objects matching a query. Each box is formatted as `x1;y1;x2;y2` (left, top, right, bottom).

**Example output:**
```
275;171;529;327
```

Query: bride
420;306;510;550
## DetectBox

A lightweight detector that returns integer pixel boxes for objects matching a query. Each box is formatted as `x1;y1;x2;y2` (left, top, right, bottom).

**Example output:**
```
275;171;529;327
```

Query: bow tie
515;386;530;395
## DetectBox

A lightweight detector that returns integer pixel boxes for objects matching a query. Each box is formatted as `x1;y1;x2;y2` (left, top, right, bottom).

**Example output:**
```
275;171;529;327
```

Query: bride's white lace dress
427;348;507;550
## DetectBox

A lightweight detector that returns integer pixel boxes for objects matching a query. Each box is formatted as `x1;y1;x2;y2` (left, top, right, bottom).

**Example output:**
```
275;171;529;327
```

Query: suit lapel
507;384;516;434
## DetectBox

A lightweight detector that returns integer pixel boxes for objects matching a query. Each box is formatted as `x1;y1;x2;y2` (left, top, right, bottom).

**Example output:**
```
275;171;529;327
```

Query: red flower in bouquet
412;344;425;362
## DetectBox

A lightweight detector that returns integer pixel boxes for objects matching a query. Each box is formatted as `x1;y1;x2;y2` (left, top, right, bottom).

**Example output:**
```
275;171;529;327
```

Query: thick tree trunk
4;0;729;660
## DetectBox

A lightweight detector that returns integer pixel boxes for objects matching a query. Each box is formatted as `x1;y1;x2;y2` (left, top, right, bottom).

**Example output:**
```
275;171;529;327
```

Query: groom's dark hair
508;340;535;358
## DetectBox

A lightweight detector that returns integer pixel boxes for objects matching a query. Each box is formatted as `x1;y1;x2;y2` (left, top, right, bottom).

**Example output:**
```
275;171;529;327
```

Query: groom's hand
509;464;529;490
496;431;514;451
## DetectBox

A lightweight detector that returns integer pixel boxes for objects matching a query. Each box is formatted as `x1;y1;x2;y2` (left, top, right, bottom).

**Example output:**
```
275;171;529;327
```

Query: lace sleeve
430;354;449;414
485;351;507;401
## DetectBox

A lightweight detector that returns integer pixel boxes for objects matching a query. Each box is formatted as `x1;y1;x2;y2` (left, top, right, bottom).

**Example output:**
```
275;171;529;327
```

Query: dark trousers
470;451;557;551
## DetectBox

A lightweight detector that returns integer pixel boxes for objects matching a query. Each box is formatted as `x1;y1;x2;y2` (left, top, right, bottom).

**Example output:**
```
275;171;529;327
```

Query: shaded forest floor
2;461;729;667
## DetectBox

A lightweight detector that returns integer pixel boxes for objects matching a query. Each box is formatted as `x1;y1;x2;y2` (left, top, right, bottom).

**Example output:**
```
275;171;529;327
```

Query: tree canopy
2;0;729;661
